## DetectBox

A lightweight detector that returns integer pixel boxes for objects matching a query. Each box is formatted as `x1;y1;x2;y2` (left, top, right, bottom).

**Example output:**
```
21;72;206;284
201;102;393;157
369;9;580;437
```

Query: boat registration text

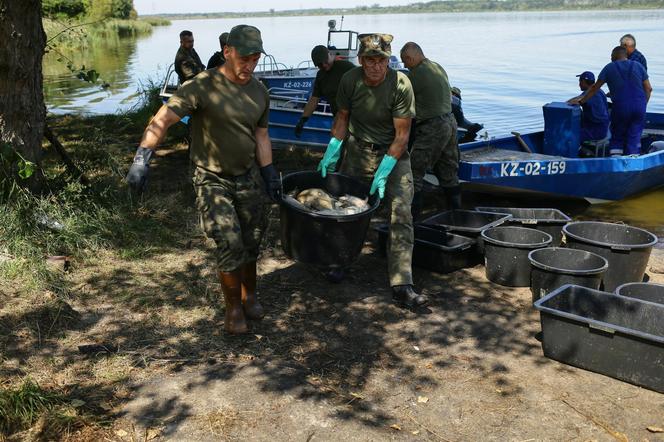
499;161;566;177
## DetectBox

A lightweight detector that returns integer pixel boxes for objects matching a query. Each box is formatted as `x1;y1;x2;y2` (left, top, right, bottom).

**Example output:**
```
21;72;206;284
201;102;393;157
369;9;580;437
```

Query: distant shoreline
140;1;664;21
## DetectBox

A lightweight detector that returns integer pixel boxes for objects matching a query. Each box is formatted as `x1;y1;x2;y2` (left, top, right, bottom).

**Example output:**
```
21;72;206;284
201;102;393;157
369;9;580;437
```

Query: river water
43;10;664;241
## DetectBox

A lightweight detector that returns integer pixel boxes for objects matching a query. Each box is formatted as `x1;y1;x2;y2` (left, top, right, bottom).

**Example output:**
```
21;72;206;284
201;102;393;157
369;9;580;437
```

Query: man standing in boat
174;30;205;84
400;42;461;217
567;71;609;146
320;33;427;309
570;46;652;156
127;25;281;334
207;32;229;69
620;34;647;72
294;45;355;138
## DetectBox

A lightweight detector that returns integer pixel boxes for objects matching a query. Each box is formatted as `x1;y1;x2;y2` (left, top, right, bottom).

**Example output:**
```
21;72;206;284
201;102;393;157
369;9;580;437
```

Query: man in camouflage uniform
127;25;281;334
319;33;427;309
400;42;461;217
174;30;205;84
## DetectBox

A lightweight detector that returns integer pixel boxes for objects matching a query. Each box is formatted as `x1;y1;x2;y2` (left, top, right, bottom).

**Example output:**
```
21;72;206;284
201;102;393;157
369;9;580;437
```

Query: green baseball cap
358;33;393;58
227;24;265;56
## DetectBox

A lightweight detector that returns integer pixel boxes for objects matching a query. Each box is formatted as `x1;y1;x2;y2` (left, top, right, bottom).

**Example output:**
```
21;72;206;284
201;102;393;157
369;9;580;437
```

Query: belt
351;135;390;151
415;112;452;126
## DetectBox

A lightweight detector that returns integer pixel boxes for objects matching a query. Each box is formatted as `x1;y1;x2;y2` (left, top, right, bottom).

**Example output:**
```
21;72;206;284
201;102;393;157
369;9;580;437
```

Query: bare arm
387;117;411;159
301;96;320;119
570;80;606;105
255;126;273;167
139;105;182;149
643;79;653;103
331;109;350;140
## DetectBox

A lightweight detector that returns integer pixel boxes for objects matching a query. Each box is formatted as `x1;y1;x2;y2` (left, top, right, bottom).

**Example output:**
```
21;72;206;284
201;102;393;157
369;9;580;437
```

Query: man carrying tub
127;25;281;334
319;33;427;309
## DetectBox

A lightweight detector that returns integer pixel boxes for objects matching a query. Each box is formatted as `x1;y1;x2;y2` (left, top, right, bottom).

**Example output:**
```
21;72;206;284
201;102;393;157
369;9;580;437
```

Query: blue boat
457;108;664;203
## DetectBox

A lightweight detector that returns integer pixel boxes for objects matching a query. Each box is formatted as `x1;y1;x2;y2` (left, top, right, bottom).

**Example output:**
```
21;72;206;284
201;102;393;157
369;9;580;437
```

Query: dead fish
288;187;370;216
296;188;335;211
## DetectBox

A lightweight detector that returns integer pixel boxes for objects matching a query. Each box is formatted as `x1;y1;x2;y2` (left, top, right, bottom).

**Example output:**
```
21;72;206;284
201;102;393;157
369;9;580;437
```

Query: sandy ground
2;143;663;441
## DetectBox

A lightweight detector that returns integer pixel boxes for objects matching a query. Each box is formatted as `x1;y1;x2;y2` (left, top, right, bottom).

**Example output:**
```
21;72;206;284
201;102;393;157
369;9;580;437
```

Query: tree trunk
0;0;46;191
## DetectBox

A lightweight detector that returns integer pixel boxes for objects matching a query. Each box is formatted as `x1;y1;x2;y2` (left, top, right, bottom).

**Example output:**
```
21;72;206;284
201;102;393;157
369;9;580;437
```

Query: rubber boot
219;270;248;334
392;284;429;309
240;261;264;320
444;185;462;210
411;191;424;221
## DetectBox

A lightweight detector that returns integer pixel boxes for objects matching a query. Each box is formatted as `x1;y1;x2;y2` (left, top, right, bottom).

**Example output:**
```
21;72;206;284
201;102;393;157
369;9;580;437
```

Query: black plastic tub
420;209;511;254
534;284;664;393
375;224;478;274
481;226;552;287
528;247;608;303
563;222;657;292
280;171;380;267
615;282;664;304
475;207;570;246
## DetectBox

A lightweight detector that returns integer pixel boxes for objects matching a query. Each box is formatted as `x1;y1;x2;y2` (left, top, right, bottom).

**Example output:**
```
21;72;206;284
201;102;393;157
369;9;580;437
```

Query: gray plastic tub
563;221;657;292
481;226;552;287
534;284;664;393
615;282;664;304
476;207;571;246
529;247;608;303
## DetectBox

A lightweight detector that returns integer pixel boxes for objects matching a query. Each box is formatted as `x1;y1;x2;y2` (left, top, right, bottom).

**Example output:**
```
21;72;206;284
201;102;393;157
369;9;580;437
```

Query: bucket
475;207;571;246
482;226;552;287
615;282;664;305
528;247;608;303
280;171;380;267
563;222;657;292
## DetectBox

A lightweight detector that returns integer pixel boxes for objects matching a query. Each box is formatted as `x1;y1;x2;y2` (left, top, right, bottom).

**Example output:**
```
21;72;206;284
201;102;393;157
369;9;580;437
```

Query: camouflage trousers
193;165;267;272
340;134;414;287
410;113;459;191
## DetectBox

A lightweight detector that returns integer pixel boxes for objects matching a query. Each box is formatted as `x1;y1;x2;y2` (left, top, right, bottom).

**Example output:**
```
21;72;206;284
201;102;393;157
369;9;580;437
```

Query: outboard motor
542;102;581;157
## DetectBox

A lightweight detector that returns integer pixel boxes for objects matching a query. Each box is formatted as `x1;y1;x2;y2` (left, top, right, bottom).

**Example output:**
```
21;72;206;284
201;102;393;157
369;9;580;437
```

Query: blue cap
576;71;595;82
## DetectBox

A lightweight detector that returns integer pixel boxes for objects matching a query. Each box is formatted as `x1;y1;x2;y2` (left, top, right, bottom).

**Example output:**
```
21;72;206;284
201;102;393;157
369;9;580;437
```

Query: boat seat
579;136;610;158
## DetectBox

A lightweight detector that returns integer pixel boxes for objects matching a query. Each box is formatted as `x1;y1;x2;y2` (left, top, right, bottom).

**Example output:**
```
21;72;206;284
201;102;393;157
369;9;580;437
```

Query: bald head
611;45;628;62
400;42;425;69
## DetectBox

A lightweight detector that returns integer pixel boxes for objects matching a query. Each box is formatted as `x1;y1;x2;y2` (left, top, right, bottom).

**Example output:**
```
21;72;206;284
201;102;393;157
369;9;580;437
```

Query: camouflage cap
311;45;329;66
451;87;461;97
357;33;393;58
219;32;230;46
227;24;265;56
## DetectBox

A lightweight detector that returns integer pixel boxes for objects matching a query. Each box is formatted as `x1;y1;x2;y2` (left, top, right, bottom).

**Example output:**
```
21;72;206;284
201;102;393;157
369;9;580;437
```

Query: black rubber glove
294;116;309;138
126;146;154;192
260;163;281;202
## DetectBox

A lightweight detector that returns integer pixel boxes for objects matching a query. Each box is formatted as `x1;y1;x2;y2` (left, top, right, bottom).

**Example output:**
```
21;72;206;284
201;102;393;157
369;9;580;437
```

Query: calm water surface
43;10;664;240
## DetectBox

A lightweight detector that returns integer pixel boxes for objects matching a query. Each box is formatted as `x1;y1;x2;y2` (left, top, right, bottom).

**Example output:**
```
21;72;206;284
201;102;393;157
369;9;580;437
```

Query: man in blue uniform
620;34;647;72
567;71;609;143
570;46;652;156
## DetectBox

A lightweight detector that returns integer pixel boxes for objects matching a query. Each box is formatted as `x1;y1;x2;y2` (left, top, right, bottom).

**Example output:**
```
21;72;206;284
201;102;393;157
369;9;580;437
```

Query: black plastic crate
375;224;479;274
421;209;511;237
475;207;571;246
534;284;664;393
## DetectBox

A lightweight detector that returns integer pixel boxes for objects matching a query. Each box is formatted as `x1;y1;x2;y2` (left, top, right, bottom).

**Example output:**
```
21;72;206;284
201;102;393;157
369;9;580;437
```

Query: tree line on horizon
145;0;664;19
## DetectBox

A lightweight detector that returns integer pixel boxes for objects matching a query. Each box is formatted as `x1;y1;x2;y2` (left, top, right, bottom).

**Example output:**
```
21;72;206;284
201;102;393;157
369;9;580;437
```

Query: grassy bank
43;16;162;45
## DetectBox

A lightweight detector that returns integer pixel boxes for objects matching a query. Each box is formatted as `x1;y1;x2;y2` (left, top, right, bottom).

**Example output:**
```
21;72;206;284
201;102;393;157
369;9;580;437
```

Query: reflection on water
43;10;664;239
581;188;664;246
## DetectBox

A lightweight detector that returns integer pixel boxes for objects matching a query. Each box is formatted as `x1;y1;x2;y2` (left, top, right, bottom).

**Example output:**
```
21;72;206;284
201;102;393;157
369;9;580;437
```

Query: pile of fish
283;188;370;216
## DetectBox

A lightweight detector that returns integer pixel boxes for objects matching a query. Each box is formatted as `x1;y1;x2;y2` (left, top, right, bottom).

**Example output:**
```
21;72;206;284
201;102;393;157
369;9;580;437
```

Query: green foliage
0;380;62;435
42;0;87;18
0;143;37;203
42;0;137;19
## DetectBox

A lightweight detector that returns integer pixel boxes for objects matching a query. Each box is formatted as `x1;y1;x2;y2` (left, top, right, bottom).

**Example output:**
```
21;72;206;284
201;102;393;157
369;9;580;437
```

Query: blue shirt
628;49;647;72
598;60;648;103
581;88;609;128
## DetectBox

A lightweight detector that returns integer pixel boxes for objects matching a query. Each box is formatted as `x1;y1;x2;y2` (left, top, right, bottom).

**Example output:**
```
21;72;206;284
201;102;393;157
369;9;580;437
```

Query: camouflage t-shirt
336;67;415;145
166;69;269;176
407;58;451;120
312;60;355;115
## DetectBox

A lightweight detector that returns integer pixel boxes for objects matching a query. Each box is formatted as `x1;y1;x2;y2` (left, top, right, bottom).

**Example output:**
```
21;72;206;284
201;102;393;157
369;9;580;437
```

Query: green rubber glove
317;137;343;178
370;154;398;199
